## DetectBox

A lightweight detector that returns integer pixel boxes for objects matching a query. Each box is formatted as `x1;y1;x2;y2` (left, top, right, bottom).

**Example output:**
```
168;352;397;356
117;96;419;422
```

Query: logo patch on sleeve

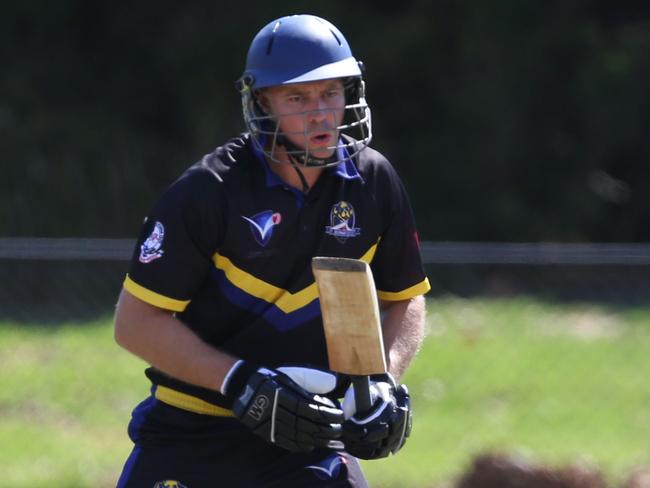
325;201;361;243
242;211;282;246
139;221;165;263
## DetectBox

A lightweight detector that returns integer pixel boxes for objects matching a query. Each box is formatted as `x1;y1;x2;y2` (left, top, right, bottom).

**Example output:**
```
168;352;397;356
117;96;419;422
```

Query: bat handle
352;375;373;416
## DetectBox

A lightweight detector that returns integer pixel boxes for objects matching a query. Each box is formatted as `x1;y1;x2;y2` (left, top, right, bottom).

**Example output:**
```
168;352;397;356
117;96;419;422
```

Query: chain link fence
1;239;649;322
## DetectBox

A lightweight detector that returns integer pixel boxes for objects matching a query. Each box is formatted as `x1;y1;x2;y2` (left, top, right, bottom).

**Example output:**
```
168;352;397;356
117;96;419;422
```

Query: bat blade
312;257;387;413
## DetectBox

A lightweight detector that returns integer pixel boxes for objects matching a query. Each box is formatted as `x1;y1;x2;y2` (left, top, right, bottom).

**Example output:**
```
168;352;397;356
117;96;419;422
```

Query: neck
265;144;328;193
267;157;324;193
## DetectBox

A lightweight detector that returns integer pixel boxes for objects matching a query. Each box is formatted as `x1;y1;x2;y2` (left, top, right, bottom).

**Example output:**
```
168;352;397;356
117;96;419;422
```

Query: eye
287;95;303;104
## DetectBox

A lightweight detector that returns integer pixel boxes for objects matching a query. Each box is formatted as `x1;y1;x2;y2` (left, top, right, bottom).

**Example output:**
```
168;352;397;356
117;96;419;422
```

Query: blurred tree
1;1;648;241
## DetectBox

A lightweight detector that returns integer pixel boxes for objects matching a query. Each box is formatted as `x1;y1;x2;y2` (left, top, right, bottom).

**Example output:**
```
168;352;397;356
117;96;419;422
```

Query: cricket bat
311;257;387;415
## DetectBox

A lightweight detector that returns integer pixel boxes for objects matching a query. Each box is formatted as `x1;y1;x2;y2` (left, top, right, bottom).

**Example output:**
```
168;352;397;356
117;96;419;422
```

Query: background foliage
3;1;650;241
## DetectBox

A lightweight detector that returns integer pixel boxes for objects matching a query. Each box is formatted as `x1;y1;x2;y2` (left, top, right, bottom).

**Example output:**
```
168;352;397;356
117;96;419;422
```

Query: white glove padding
342;377;393;420
221;361;338;397
276;366;339;396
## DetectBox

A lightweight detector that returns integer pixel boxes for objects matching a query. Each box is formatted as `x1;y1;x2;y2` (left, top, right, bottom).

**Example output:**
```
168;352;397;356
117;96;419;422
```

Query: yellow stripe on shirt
377;277;431;301
212;242;380;314
123;275;190;312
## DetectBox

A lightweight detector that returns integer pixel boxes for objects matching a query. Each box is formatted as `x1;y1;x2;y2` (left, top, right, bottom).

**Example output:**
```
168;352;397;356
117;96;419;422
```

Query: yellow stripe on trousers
154;385;234;417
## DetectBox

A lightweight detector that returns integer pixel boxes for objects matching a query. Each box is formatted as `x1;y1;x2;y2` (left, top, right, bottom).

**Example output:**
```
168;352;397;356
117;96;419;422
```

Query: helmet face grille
238;15;372;166
240;79;372;168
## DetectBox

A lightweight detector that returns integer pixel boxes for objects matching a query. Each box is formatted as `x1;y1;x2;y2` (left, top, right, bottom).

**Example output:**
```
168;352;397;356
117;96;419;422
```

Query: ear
254;90;271;115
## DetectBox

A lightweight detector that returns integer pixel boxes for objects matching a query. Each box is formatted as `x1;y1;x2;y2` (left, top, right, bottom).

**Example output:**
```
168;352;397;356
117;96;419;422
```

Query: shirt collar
333;144;363;181
250;136;285;188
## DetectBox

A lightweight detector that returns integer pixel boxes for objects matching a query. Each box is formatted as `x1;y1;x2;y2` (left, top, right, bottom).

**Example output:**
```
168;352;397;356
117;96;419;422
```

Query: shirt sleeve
370;163;430;301
123;167;224;311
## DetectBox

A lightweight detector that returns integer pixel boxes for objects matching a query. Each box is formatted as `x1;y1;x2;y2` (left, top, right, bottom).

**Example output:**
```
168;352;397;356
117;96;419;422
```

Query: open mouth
309;132;333;146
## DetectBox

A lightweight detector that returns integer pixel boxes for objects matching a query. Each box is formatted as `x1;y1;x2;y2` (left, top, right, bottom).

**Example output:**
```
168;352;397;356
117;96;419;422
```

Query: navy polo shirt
124;133;430;407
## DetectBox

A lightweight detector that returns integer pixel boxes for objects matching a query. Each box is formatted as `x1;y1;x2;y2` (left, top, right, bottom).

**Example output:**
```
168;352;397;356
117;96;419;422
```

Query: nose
306;100;331;123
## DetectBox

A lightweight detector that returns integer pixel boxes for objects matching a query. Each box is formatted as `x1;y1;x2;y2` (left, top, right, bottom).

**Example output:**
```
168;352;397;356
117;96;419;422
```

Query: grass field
1;297;649;487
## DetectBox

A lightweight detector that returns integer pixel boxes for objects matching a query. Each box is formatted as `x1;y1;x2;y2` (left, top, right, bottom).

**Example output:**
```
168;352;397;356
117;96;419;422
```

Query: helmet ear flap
235;74;255;94
343;76;368;126
238;74;271;118
343;72;367;106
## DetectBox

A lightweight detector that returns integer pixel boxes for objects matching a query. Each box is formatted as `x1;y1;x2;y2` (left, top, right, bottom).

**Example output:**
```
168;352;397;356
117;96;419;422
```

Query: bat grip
352;375;373;416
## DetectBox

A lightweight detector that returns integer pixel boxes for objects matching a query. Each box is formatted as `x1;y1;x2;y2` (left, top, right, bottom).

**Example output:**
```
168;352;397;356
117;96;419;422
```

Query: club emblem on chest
242;210;282;246
325;201;361;243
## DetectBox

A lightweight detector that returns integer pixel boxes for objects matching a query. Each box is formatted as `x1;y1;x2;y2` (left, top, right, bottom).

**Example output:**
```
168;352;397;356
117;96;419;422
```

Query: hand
223;361;345;452
341;373;412;460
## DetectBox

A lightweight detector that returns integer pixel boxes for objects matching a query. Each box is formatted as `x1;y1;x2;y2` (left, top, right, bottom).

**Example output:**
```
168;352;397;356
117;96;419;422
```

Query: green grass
0;320;149;487
1;297;650;487
363;297;650;487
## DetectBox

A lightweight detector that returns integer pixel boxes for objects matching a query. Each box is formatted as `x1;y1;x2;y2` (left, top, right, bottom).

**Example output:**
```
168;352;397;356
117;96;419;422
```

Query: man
115;14;430;488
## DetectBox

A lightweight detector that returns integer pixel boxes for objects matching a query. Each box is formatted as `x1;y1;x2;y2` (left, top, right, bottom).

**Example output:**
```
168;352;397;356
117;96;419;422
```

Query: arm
115;287;345;452
380;295;426;380
114;288;238;392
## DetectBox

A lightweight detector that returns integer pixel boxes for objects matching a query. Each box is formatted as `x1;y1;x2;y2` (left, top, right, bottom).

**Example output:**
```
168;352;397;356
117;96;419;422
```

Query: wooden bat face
312;257;387;376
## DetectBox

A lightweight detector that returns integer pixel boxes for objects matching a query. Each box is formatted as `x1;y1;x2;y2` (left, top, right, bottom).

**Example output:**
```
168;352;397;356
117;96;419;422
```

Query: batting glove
341;373;412;460
222;361;345;452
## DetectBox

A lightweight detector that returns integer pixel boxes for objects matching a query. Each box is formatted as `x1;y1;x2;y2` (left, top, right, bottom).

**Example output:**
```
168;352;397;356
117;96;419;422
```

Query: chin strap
272;133;343;194
288;154;311;194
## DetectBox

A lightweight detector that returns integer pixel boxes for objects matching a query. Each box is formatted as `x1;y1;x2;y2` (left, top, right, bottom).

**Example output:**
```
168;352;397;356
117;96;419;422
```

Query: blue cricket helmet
243;15;363;89
237;14;372;168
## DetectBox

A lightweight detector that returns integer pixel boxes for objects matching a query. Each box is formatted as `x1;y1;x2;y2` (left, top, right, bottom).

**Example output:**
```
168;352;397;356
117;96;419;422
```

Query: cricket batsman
114;14;430;487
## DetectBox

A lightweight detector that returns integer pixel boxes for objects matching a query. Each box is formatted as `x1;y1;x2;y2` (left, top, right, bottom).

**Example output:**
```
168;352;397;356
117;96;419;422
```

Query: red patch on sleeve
413;231;421;248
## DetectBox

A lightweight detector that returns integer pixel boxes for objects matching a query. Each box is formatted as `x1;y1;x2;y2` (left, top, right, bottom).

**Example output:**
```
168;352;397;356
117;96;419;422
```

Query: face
257;78;346;160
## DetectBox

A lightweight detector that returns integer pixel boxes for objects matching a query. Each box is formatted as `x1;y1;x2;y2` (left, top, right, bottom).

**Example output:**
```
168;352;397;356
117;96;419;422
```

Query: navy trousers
116;396;369;488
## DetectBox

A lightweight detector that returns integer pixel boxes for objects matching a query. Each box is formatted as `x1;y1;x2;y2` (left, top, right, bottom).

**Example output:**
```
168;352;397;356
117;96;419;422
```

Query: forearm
380;295;426;379
114;289;238;392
